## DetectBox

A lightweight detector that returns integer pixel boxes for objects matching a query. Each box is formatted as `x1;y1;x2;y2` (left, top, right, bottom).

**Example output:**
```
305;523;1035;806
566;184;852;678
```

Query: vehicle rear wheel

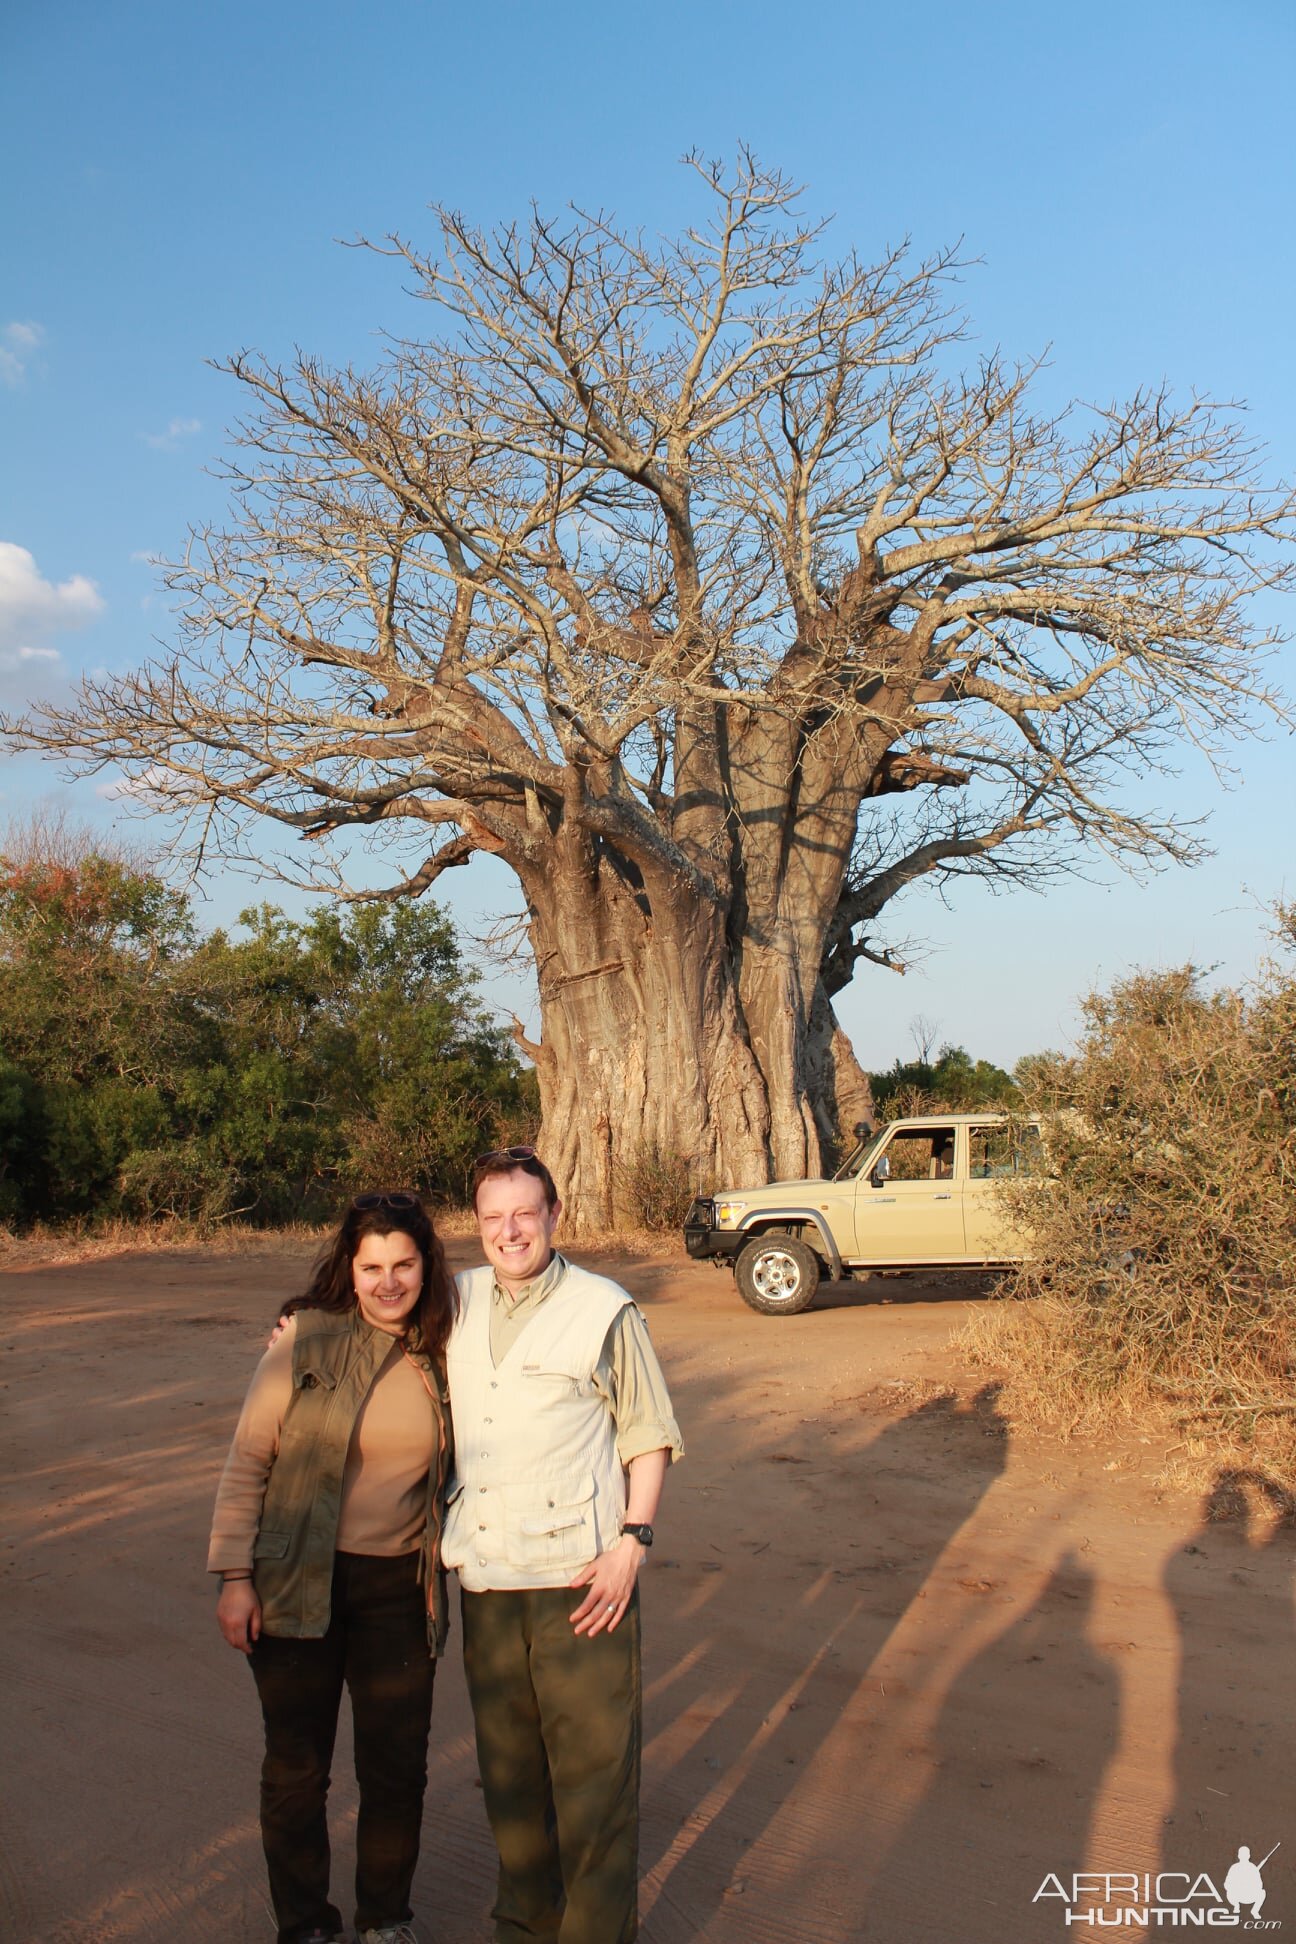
734;1235;821;1315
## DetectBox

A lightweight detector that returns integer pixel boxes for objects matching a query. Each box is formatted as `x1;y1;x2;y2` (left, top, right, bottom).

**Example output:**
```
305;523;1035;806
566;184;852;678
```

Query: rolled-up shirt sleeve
206;1319;296;1573
595;1304;684;1468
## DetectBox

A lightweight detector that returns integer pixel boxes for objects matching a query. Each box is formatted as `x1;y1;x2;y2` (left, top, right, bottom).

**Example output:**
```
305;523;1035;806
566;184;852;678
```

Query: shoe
297;1932;346;1944
357;1928;419;1944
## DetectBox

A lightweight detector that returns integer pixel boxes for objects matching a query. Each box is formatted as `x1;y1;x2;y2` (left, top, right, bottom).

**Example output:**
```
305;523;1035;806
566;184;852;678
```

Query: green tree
0;828;531;1225
870;1042;1019;1116
0;843;210;1217
189;899;531;1213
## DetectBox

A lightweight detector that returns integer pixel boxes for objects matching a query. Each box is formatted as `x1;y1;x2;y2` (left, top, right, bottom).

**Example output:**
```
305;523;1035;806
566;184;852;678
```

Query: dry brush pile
962;909;1296;1481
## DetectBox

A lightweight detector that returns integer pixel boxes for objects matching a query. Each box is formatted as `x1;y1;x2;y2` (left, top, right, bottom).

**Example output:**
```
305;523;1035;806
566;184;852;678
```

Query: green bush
0;837;532;1228
869;1042;1019;1118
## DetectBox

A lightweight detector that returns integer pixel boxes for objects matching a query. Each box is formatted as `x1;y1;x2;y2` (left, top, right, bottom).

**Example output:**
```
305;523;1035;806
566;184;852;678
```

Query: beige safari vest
253;1308;452;1651
443;1263;631;1592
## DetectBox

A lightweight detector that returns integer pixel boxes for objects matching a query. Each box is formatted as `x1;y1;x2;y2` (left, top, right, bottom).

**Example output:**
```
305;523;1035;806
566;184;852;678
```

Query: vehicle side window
969;1124;1043;1178
875;1127;957;1182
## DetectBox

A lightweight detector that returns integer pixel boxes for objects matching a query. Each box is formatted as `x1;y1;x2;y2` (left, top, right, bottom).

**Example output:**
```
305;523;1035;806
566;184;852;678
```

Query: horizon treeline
0;839;536;1228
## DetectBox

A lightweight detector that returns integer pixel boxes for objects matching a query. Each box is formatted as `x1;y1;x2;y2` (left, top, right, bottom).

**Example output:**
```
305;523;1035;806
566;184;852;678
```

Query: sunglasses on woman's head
350;1190;420;1212
473;1145;538;1167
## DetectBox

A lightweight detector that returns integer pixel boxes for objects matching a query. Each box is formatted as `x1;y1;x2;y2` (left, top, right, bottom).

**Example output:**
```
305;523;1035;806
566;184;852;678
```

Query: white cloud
144;416;202;451
96;762;192;805
0;541;105;653
0;642;66;707
0;319;46;387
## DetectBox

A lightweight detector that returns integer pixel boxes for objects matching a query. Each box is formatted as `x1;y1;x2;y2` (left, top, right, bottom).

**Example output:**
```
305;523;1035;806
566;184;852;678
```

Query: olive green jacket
252;1307;452;1653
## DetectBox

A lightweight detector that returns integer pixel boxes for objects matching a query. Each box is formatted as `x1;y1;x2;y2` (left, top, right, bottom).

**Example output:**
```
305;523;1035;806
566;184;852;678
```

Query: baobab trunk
515;831;872;1225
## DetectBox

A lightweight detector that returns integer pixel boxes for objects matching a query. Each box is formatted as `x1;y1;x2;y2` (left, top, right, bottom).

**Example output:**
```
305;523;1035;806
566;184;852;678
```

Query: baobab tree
9;154;1292;1222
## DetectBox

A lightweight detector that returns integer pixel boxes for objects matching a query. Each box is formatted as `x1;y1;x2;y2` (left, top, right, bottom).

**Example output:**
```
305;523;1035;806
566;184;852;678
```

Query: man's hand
216;1579;263;1654
568;1536;645;1638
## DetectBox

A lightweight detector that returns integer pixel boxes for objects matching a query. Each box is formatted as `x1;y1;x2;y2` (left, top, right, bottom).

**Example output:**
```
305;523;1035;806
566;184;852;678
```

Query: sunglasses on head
473;1145;539;1168
350;1190;420;1212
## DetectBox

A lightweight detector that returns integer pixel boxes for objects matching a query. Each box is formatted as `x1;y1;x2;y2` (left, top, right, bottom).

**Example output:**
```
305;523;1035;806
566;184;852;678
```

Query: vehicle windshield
832;1130;885;1181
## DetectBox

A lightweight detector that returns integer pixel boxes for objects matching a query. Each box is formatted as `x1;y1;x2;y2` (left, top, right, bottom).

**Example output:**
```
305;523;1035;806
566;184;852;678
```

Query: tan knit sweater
208;1315;438;1573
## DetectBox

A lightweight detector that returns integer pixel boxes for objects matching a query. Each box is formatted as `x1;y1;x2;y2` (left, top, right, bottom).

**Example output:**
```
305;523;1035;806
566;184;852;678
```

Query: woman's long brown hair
282;1195;456;1363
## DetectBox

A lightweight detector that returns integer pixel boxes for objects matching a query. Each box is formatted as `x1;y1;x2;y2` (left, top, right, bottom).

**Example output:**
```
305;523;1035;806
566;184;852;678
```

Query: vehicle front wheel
734;1234;821;1315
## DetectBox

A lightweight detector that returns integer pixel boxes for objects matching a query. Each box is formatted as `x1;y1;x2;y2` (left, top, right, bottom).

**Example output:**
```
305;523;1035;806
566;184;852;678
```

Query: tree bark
514;755;875;1222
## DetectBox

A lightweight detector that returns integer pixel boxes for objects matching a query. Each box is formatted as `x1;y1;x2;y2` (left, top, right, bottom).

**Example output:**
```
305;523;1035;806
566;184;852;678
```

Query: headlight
714;1201;747;1228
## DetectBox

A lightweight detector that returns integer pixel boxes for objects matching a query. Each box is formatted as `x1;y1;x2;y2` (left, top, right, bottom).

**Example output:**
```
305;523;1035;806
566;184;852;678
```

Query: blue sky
2;0;1292;1072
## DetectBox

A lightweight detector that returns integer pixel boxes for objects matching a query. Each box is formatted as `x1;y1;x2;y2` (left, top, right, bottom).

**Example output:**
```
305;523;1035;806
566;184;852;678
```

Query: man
441;1146;683;1944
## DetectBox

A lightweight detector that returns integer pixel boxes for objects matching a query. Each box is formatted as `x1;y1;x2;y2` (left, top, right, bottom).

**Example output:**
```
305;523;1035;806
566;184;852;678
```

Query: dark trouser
249;1550;435;1944
461;1585;641;1944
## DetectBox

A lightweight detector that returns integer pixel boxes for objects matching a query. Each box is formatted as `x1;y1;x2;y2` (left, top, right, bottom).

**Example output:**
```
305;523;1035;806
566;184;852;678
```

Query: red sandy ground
1;1241;1291;1942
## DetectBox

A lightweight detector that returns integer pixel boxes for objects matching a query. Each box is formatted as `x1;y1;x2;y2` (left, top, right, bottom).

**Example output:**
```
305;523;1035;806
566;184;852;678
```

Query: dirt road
2;1242;1291;1942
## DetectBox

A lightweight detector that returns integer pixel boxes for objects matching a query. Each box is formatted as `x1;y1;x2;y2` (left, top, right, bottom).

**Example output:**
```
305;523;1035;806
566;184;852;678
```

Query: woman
209;1191;454;1944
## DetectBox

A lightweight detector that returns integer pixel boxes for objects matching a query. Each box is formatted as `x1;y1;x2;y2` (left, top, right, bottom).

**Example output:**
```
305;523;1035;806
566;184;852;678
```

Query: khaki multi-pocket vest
253;1307;451;1651
443;1263;632;1591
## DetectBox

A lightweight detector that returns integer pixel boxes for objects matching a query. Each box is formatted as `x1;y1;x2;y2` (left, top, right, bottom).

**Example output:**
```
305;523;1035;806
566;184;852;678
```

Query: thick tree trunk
516;825;872;1226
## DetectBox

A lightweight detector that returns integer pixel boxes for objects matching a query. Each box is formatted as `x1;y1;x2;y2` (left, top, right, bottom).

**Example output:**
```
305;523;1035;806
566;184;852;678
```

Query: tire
734;1234;821;1315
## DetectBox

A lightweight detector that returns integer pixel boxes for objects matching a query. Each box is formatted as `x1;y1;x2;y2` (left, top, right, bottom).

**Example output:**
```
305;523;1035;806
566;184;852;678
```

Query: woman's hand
216;1579;263;1654
266;1314;291;1350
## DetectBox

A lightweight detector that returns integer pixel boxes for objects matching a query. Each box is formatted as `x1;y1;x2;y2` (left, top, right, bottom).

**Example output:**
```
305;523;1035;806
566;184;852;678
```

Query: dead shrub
959;911;1296;1483
614;1142;696;1231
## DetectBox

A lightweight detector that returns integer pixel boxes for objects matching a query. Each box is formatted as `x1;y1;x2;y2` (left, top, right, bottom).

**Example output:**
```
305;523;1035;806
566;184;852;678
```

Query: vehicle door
850;1122;966;1263
963;1121;1044;1258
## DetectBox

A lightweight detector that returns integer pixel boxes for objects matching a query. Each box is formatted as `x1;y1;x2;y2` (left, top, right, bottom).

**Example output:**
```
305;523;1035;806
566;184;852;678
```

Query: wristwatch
621;1522;654;1547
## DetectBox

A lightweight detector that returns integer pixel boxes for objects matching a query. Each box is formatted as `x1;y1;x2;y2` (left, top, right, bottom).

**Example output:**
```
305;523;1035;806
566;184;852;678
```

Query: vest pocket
520;1360;594;1397
292;1364;338;1392
510;1472;598;1567
253;1529;291;1559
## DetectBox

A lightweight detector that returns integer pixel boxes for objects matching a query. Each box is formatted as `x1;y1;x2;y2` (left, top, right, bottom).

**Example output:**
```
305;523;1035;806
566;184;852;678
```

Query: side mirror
871;1154;890;1186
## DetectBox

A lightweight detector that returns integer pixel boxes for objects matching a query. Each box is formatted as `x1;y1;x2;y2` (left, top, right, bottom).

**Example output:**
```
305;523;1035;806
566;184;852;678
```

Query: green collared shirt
488;1252;684;1468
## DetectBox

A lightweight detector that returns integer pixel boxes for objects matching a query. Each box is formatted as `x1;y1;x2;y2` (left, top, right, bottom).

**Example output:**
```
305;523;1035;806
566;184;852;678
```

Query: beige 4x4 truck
683;1113;1044;1315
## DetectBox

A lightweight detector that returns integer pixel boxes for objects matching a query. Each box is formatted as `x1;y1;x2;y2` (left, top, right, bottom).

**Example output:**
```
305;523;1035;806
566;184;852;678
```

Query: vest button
479;1486;487;1494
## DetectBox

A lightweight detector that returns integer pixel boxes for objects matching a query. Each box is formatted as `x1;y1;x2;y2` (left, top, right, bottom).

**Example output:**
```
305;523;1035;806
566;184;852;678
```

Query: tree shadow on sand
638;1385;1010;1940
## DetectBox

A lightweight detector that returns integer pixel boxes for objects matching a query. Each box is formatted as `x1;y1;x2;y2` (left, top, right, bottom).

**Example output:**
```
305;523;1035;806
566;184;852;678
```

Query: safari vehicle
683;1114;1045;1314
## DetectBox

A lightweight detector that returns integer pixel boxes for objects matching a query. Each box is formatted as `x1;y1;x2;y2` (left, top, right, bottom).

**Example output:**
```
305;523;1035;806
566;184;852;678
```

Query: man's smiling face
474;1167;562;1295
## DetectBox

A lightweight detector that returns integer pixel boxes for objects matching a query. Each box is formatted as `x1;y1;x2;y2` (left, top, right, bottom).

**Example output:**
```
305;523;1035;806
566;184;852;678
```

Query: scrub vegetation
868;1041;1020;1118
960;909;1296;1482
0;821;534;1228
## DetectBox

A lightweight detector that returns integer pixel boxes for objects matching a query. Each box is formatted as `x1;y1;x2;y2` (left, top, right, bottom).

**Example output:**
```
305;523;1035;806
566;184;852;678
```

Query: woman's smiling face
351;1228;423;1333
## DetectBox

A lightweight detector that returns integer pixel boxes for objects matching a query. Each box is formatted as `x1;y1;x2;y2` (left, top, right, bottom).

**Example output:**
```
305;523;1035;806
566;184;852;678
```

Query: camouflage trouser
461;1585;641;1944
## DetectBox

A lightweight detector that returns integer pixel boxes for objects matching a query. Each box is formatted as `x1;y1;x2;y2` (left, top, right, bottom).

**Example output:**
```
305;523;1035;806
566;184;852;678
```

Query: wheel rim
751;1247;803;1301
